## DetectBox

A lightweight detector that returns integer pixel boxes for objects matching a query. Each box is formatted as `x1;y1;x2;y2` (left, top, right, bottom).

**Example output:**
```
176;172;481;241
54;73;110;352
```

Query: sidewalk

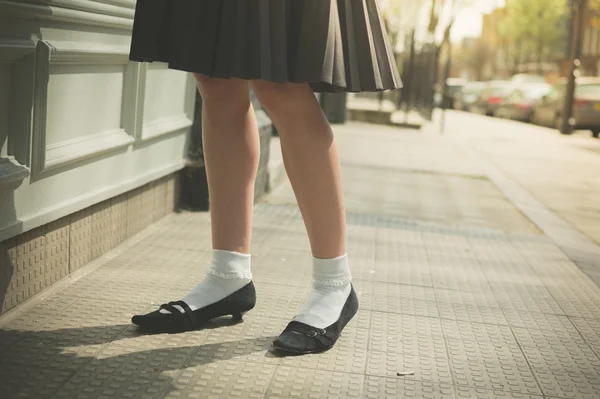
2;122;600;398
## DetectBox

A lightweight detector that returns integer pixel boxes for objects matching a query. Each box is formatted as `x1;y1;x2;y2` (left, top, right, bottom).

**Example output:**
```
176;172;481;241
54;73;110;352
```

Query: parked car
439;78;468;109
531;77;600;138
509;73;547;85
472;80;510;116
495;83;551;122
454;82;486;111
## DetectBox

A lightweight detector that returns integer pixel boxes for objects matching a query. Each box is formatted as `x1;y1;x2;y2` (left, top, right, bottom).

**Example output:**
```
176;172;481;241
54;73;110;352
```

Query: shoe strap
170;300;198;327
283;321;336;349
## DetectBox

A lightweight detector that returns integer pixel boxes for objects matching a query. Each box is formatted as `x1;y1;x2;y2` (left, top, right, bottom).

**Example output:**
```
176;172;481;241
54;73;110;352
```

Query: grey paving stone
533;368;600;398
445;338;528;368
1;335;102;372
512;325;587;349
0;327;22;352
441;320;517;345
453;386;542;398
366;351;452;384
113;324;210;351
520;345;600;375
250;283;308;321
84;343;195;380
504;311;577;331
370;330;449;359
371;312;444;338
52;370;169;399
363;376;455;399
450;358;542;396
31;298;149;331
2;294;77;332
267;366;364;398
435;288;501;309
0;365;73;399
279;344;368;375
570;317;600;346
188;318;283;367
168;361;275;398
437;302;508;326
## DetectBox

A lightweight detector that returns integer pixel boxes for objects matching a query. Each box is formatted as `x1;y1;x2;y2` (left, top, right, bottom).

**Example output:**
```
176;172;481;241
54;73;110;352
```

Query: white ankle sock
160;249;252;314
293;253;352;329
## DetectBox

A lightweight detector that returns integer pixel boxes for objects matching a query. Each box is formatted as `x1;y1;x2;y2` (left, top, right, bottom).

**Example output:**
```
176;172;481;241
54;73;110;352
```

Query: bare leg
195;74;259;254
252;81;354;339
251;81;346;259
133;75;259;325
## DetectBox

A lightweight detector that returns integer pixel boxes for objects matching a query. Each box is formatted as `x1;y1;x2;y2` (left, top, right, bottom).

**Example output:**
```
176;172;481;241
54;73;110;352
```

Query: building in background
581;3;600;75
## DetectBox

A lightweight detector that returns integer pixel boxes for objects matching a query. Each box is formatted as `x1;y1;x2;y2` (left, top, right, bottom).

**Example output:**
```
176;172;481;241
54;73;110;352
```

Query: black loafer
272;285;358;354
132;282;256;333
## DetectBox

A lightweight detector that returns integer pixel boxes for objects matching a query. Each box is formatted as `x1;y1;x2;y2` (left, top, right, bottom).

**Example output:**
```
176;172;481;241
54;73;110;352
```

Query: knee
251;80;309;116
194;73;248;108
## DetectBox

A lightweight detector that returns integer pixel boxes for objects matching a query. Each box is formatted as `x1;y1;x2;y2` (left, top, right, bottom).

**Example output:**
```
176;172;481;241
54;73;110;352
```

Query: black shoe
131;282;256;333
272;285;359;354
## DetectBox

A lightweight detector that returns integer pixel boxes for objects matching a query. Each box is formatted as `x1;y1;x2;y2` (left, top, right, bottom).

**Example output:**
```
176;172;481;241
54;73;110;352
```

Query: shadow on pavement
0;318;278;398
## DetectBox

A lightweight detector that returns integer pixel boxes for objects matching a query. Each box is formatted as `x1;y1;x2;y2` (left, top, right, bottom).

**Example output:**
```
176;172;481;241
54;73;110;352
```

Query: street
2;112;600;398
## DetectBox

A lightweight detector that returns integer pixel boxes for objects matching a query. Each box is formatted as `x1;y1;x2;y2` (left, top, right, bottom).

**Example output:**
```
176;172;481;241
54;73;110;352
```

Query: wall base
0;172;181;315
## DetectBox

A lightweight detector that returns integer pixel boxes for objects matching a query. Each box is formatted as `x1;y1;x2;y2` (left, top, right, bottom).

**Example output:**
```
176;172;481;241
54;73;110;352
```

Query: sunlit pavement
1;114;600;398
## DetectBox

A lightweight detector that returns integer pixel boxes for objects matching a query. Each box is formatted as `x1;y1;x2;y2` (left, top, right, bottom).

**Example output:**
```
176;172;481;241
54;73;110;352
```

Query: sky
450;0;506;42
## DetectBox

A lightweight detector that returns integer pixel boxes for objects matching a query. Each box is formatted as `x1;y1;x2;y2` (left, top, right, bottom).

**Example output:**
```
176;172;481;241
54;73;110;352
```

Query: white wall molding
0;40;36;183
0;160;185;243
140;74;196;141
141;114;194;142
0;0;133;30
0;157;30;187
31;40;139;177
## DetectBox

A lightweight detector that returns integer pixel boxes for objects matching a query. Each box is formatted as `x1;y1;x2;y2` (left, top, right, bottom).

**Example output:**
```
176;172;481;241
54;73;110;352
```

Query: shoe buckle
306;329;327;337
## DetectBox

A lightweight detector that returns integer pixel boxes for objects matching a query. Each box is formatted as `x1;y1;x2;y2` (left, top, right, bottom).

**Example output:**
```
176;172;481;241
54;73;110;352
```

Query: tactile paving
165;361;276;399
437;301;508;325
114;325;210;351
363;376;455;399
442;320;517;345
190;317;283;366
533;368;600;398
445;338;528;368
453;386;543;398
278;344;367;375
267;366;363;398
0;364;73;399
512;325;587;348
366;351;452;384
371;312;444;340
52;370;169;399
82;344;193;381
503;309;574;330
450;358;542;395
1;335;102;372
520;344;600;375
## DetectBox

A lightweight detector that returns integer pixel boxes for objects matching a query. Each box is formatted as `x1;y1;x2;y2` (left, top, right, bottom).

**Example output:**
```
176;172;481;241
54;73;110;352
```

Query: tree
379;0;427;51
499;0;567;73
462;39;493;80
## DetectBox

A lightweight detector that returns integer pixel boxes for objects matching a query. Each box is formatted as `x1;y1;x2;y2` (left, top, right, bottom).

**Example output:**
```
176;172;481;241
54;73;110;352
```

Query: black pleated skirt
129;0;402;93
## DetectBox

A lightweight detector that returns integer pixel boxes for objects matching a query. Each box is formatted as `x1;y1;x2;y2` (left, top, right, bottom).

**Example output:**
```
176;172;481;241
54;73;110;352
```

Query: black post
561;0;586;135
439;35;453;134
404;29;417;124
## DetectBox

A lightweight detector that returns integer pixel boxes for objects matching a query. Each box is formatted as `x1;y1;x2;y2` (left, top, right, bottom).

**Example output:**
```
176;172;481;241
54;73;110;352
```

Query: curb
459;140;600;287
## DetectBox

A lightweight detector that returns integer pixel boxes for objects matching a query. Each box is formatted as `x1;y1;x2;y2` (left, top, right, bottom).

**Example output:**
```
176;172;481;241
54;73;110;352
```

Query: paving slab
1;122;600;398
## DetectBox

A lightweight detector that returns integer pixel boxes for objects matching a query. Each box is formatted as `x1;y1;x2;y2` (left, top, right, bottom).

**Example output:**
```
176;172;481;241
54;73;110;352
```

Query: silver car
531;77;600;138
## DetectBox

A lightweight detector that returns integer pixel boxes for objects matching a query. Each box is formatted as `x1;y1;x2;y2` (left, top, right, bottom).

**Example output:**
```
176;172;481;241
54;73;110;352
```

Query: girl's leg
164;75;259;314
251;80;352;331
